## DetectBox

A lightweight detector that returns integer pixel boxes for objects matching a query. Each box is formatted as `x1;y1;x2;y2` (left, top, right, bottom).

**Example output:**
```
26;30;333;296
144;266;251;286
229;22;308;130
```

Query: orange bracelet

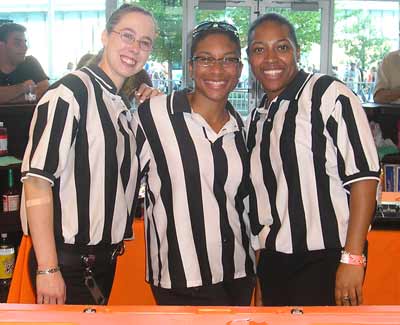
340;250;366;267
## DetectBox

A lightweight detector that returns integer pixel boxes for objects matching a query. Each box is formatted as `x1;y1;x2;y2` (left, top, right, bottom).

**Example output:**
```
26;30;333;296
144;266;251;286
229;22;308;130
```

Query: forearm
0;84;26;103
374;88;400;104
36;80;49;100
24;177;58;269
344;179;378;254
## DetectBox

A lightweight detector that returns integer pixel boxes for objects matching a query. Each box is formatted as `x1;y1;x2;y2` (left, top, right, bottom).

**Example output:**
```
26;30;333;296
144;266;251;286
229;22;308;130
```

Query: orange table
8;219;400;305
2;304;400;325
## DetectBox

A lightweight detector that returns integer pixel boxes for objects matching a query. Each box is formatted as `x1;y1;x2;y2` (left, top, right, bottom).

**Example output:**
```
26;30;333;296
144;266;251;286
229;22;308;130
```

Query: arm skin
0;79;49;104
335;179;378;306
0;80;34;104
24;176;66;304
35;79;50;100
374;88;400;104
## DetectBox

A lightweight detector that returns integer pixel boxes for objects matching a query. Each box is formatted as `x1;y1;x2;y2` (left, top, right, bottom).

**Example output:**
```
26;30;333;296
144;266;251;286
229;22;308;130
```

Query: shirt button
222;238;228;243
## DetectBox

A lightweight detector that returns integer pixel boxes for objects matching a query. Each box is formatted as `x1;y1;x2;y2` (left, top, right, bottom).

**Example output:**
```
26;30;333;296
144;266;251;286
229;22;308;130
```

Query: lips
261;68;285;79
204;80;228;88
120;55;137;67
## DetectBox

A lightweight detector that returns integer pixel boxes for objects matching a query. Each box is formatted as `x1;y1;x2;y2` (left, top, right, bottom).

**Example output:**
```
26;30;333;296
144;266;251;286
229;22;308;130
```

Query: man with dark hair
0;22;49;103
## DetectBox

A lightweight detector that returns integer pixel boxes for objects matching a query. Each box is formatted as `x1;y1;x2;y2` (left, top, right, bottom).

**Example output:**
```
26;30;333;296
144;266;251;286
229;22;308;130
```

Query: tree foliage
335;9;391;70
124;1;392;77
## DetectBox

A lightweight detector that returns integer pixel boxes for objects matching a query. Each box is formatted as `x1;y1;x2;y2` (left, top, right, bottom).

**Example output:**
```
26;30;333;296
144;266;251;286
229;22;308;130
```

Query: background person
132;21;256;306
246;13;379;307
0;22;49;104
21;4;157;305
374;49;400;104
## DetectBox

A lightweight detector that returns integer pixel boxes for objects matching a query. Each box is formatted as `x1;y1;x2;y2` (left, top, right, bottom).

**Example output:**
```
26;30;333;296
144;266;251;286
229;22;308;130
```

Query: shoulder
46;70;94;104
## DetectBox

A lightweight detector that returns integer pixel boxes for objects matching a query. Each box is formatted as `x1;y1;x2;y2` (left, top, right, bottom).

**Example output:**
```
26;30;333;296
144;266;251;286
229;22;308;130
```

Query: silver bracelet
36;266;61;275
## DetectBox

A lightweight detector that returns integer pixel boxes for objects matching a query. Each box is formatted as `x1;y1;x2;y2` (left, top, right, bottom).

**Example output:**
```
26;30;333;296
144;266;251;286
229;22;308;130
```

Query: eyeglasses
192;56;241;68
192;21;239;39
111;30;153;51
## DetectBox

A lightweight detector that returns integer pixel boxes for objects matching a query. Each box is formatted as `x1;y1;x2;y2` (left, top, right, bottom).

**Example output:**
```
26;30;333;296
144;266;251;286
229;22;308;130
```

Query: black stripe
42;97;69;174
326;117;346;182
118;118;131;191
170;112;213;286
29;102;48;167
280;100;307;252
311;76;341;248
93;83;118;245
212;138;234;281
247;111;265;237
259;102;281;250
73;86;90;245
337;95;370;174
234;133;254;275
138;96;187;288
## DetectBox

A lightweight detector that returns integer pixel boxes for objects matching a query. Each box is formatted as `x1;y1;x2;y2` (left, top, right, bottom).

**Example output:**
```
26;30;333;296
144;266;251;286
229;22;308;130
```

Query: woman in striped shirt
132;21;256;306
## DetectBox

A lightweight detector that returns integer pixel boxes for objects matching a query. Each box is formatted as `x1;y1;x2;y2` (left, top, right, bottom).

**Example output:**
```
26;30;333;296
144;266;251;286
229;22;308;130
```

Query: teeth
206;81;226;85
263;70;282;76
121;56;136;66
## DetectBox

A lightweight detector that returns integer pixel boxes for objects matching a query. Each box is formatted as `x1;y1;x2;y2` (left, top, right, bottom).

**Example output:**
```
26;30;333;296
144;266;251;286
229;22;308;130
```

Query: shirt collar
170;88;244;129
83;64;131;110
258;69;310;111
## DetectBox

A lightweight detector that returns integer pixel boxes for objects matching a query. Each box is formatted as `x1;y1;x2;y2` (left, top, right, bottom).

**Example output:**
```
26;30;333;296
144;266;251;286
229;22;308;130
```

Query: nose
263;48;278;62
128;39;141;53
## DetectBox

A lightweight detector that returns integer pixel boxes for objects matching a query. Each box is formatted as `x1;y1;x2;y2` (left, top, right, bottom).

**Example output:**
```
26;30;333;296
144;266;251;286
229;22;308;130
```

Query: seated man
0;23;49;103
374;49;400;104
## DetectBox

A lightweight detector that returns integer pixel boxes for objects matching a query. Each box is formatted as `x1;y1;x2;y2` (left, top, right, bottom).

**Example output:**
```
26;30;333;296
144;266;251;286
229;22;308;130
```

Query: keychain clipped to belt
81;254;106;305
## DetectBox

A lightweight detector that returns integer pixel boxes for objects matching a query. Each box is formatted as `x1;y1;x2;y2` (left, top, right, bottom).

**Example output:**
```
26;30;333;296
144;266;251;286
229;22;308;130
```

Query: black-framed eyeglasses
192;21;239;39
192;56;241;68
111;30;153;52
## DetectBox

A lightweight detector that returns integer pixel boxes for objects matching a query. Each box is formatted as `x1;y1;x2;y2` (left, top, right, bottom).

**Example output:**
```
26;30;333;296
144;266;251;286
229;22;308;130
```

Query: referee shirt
132;89;256;289
21;65;139;246
247;70;380;254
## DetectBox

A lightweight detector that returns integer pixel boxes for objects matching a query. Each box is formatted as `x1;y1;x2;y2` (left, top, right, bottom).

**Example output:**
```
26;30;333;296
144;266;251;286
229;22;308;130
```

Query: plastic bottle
0;122;8;156
0;233;15;303
2;169;20;212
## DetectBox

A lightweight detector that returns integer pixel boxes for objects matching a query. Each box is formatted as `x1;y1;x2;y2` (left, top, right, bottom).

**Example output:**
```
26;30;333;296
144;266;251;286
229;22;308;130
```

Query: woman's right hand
36;271;66;304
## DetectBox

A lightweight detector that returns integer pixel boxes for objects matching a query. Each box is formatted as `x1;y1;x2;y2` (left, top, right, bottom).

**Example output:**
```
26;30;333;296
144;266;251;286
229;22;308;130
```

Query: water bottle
0;233;15;303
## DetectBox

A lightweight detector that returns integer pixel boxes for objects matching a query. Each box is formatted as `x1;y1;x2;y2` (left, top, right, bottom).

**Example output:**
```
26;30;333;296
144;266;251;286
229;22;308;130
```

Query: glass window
123;0;183;94
0;0;106;83
333;1;400;102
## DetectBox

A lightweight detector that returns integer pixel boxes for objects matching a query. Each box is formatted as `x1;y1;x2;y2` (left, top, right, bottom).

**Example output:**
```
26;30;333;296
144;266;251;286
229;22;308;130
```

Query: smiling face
248;20;300;101
189;33;242;104
99;11;156;90
1;31;28;68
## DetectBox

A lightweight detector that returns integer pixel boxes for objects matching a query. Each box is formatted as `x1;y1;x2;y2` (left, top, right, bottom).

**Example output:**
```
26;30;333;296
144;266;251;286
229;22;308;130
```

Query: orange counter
2;304;400;325
8;219;400;305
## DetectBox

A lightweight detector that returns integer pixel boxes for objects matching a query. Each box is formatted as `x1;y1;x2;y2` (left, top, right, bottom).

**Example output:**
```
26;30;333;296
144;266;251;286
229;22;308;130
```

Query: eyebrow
194;50;239;56
251;38;292;45
120;28;153;42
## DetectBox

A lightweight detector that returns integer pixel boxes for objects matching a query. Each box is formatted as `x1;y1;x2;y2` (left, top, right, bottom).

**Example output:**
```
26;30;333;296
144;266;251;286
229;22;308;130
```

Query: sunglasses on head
192;21;239;39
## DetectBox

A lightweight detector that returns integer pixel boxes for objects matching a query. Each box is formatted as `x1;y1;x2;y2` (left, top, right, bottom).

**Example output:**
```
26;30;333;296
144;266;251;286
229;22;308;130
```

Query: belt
56;241;125;265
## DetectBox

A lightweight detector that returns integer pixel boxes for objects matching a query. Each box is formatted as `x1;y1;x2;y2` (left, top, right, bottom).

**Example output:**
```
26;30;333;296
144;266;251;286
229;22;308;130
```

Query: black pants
28;243;120;305
257;248;342;306
151;276;256;306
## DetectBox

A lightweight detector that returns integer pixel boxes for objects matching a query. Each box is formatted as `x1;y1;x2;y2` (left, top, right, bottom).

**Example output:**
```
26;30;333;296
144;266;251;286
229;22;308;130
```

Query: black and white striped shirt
133;89;256;289
247;70;380;254
21;65;140;246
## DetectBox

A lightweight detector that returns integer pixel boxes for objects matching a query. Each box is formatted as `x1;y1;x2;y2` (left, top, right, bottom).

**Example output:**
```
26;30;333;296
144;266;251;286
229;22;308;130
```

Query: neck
0;56;17;74
188;92;229;133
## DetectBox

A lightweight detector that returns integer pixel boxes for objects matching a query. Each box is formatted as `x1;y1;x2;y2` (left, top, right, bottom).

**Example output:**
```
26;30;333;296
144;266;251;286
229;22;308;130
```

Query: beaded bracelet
340;250;367;267
36;266;61;275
